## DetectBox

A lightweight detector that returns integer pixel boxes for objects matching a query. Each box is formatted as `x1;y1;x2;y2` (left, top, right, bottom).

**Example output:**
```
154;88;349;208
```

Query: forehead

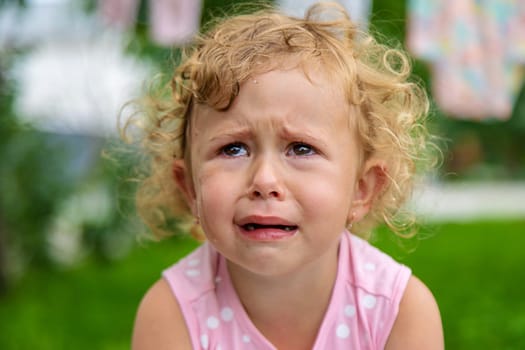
192;66;351;131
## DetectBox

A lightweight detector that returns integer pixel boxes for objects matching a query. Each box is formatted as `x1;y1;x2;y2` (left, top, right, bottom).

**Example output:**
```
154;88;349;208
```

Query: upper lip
236;215;297;227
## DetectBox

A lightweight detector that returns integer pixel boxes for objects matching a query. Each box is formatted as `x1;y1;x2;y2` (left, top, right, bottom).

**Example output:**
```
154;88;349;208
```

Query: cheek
193;170;235;224
310;183;352;210
296;170;355;220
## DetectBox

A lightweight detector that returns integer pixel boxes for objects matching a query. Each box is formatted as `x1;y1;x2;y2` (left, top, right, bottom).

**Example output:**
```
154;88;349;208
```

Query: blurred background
0;0;524;349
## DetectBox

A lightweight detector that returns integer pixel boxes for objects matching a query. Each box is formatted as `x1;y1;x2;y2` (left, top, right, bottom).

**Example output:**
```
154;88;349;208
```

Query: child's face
175;67;382;277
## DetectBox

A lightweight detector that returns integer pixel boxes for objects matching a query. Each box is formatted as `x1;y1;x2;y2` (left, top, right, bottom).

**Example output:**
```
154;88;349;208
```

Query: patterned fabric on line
407;0;525;120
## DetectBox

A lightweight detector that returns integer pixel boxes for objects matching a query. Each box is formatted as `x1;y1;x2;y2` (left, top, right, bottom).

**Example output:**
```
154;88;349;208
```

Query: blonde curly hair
124;2;437;240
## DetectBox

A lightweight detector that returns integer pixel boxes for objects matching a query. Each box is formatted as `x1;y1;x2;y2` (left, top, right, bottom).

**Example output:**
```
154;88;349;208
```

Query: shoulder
131;279;193;350
384;275;444;350
346;234;411;296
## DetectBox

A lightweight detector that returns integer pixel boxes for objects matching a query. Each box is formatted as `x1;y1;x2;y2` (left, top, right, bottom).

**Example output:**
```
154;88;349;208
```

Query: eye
287;142;316;156
220;142;249;157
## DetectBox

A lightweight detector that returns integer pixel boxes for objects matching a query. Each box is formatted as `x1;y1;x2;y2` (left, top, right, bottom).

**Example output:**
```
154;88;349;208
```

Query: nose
248;156;285;200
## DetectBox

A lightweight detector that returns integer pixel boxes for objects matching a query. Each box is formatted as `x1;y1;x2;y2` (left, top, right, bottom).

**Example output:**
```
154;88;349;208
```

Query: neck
227;243;340;349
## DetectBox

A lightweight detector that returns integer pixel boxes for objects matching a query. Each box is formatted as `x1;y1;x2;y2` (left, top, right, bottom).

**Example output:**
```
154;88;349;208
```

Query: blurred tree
0;0;25;6
0;47;138;293
0;77;78;291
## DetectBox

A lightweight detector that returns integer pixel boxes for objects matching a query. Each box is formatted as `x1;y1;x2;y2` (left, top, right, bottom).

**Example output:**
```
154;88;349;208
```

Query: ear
349;160;388;223
173;159;197;216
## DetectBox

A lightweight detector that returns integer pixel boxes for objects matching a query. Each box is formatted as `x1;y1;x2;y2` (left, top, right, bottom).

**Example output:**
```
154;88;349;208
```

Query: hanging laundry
278;0;372;31
97;0;140;31
98;0;202;46
149;0;202;46
407;0;525;120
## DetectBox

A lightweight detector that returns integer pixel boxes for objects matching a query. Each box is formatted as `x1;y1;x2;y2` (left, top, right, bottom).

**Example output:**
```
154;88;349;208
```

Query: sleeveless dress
162;231;411;349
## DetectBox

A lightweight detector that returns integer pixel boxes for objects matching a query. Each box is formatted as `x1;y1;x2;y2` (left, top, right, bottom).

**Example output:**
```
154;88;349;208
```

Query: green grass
1;220;524;349
0;235;199;350
374;220;525;349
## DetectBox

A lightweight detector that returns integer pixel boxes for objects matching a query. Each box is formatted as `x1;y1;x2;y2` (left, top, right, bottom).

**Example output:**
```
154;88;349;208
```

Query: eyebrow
208;127;252;143
206;120;331;149
280;125;330;148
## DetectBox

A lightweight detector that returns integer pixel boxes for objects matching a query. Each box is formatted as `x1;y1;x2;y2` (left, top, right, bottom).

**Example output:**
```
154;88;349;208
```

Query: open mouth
239;222;299;241
242;223;298;232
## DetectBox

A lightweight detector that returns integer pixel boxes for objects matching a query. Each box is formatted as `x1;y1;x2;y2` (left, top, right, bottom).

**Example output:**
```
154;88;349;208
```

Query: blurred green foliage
0;51;138;291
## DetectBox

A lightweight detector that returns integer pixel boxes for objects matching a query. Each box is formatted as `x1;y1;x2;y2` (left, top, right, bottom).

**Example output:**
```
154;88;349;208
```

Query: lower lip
238;227;297;242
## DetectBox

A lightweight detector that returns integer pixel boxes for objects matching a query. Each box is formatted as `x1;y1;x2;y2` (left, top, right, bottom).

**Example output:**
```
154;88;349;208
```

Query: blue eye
221;143;249;157
288;142;316;156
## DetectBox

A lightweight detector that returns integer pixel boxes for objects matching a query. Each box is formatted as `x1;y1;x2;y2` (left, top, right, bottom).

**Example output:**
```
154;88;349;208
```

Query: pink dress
163;231;411;349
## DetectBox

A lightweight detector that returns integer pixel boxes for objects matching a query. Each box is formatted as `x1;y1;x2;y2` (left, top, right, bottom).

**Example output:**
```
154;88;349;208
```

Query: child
130;2;444;349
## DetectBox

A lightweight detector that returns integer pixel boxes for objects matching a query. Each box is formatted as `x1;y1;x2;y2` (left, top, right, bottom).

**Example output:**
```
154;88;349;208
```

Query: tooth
245;224;255;231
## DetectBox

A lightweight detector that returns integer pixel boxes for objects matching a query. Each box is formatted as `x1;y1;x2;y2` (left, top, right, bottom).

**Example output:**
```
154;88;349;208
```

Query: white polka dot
364;262;376;271
200;334;209;349
215;276;222;283
336;323;350;339
217;346;222;350
206;316;220;329
220;307;234;321
344;304;356;317
362;295;377;309
185;269;200;277
188;258;200;267
242;334;251;343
